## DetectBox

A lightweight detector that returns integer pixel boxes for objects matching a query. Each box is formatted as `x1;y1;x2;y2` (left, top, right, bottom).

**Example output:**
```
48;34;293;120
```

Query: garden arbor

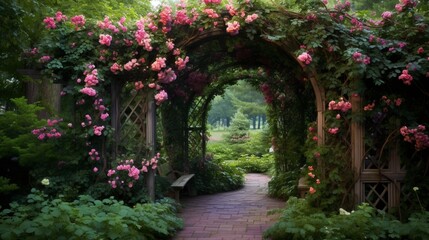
36;0;428;211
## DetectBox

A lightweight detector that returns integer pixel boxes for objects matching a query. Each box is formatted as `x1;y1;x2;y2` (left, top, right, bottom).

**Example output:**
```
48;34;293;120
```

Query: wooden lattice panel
119;92;148;156
186;96;207;161
364;182;389;211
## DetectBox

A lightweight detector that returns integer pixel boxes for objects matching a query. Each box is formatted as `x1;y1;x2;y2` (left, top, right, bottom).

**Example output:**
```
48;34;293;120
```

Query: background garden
1;0;429;239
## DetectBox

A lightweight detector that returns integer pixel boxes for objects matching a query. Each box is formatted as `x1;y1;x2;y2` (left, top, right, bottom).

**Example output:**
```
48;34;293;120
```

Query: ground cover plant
264;197;429;240
0;189;182;240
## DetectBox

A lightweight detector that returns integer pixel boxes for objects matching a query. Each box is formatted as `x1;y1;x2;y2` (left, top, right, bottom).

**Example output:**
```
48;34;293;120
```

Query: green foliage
207;130;271;161
192;158;245;194
268;170;300;200
264;197;429;240
225;110;250;143
0;177;18;194
226;154;274;173
0;189;183;240
0;97;44;160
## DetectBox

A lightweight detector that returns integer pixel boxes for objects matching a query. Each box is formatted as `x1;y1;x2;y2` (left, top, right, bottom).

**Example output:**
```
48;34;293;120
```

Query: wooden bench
157;163;194;202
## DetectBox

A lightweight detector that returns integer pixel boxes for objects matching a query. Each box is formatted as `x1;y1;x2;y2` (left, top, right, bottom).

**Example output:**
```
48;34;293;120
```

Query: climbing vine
27;0;429;210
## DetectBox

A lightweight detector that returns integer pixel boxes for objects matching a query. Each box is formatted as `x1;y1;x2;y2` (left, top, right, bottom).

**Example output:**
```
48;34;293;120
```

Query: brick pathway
173;174;285;240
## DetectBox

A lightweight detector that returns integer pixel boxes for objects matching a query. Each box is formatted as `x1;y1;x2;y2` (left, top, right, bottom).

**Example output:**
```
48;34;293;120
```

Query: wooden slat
171;174;195;188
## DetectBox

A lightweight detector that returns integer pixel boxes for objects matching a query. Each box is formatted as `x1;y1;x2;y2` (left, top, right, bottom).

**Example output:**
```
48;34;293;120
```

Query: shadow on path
173;173;285;240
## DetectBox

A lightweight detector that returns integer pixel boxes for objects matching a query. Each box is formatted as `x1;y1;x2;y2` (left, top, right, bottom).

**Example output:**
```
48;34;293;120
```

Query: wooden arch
176;27;327;145
107;16;402;210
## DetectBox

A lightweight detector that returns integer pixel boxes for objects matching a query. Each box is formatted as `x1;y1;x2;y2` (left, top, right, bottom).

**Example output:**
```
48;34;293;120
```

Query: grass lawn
208;129;263;142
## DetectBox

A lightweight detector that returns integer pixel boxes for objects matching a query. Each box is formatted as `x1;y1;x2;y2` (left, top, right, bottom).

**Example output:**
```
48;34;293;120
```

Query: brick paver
173;174;285;240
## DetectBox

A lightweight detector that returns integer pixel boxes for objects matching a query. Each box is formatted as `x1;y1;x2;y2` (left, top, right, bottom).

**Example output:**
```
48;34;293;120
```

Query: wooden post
351;93;365;205
146;91;156;201
110;80;123;162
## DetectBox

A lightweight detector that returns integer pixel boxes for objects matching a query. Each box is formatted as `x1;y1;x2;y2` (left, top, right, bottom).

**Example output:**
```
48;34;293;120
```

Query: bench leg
174;189;180;202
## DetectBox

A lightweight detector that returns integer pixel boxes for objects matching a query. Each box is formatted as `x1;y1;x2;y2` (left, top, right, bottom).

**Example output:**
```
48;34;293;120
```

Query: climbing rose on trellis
107;153;160;189
400;125;429;151
328;98;352;112
297;52;312;65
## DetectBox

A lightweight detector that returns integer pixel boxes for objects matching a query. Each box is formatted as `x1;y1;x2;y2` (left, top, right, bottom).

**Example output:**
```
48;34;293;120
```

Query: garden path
173;173;285;240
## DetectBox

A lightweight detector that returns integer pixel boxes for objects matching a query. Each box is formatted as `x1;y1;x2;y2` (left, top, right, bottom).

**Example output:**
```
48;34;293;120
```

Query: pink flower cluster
381;11;393;20
306;165;320;195
352;52;371;65
83;67;98;87
297;52;312;65
245;13;259;23
328;127;339;135
160;5;173;33
364;102;375;111
175;56;189;70
39;55;51;63
398;69;413;85
400;125;429;150
94;98;109;122
204;0;222;4
395;0;417;13
307;124;319;142
93;125;105;136
107;153;160;189
226;21;240;35
81;114;92;127
99;34;112;46
134;81;144;90
97;16;119;33
110;63;122;74
89;148;100;161
80;87;97;96
334;0;351;12
71;15;86;29
32;118;63;140
151;57;167;71
155;90;169;105
124;58;140;71
43;17;57;29
135;21;152;51
158;68;177;83
174;3;196;26
204;9;219;19
328;98;352;112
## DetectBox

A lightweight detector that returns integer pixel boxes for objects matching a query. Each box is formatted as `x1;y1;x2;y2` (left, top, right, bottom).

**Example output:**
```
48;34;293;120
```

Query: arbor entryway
32;0;428;214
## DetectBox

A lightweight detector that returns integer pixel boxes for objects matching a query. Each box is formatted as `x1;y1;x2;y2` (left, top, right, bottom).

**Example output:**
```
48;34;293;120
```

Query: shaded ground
173;174;285;240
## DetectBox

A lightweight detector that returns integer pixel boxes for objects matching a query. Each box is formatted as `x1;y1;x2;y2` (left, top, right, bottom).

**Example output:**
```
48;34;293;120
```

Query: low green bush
268;170;300;199
192;158;245;194
0;189;183;240
264;197;429;240
226;154;274;173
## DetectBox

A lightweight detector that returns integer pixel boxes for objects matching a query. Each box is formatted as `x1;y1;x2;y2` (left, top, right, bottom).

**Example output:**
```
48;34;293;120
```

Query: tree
225;110;250;143
227;81;266;129
208;95;236;128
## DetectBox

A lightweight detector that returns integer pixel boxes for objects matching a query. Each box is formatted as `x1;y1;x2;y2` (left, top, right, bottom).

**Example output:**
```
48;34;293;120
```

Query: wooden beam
146;92;156;202
351;93;365;205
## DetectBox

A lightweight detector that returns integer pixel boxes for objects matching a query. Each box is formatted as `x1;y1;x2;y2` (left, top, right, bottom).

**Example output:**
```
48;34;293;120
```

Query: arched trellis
112;25;393;206
103;22;405;211
167;27;327;167
155;26;405;210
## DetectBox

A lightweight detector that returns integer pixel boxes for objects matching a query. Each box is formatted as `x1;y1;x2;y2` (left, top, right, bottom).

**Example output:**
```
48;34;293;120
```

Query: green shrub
207;130;271;161
0;177;18;194
224;110;250;143
264;197;429;240
0;189;183;240
192;158;245;194
207;141;237;161
268;171;300;199
226;154;274;173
